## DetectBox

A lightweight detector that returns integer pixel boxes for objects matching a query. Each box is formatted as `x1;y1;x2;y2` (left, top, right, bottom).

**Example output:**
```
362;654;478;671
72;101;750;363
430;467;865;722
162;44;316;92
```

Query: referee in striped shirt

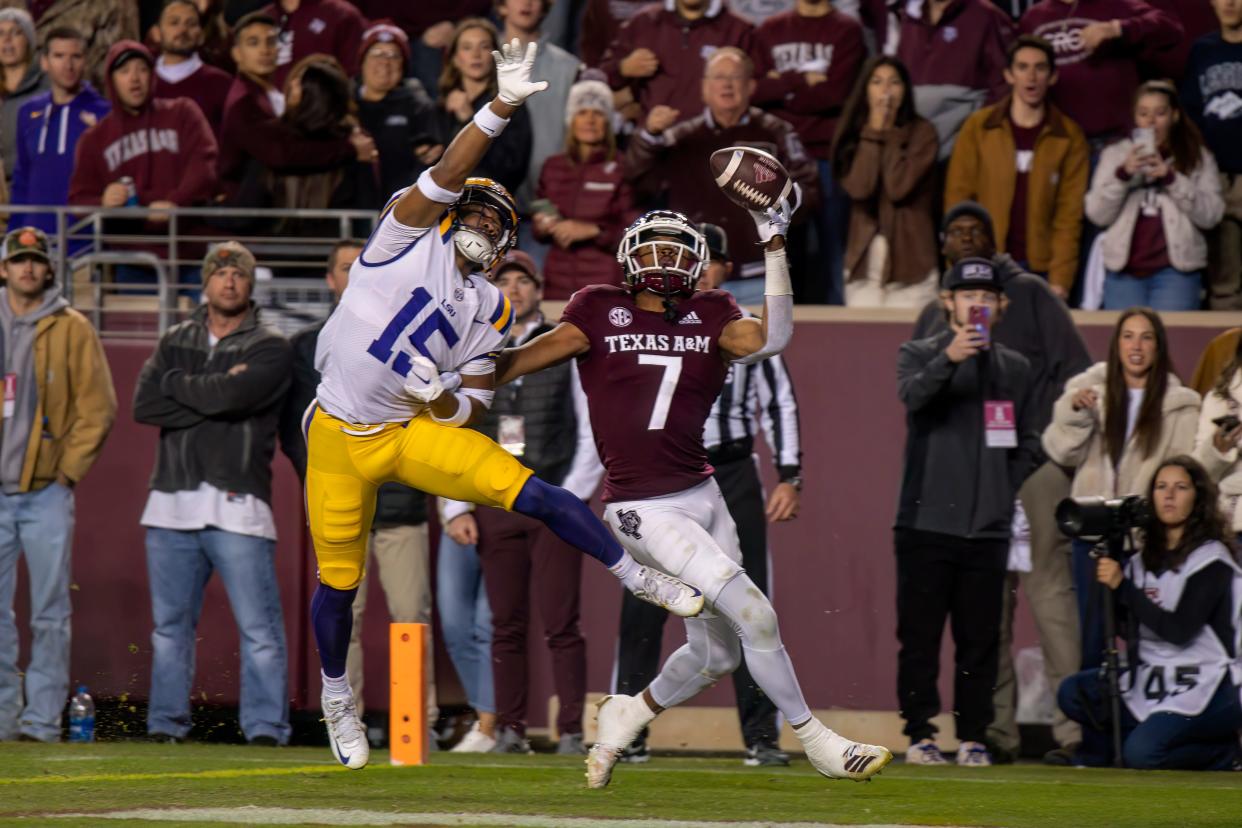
613;224;803;767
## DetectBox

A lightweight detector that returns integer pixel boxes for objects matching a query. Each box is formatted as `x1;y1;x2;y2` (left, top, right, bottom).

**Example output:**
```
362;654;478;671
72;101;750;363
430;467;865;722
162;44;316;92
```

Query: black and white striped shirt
703;352;801;480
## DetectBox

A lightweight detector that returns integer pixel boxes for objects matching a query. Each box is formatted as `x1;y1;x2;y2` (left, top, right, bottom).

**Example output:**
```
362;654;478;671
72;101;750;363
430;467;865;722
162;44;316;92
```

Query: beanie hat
941;200;995;242
358;21;410;69
201;241;256;284
0;9;35;60
565;79;613;126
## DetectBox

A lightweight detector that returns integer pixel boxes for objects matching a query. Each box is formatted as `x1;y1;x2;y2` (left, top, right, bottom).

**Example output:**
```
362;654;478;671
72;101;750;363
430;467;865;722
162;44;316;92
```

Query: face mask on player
617;210;707;297
451;179;518;272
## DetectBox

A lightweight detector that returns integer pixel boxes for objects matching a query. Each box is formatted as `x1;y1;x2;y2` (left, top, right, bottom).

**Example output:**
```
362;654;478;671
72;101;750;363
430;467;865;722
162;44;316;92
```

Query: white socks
322;670;351;698
609;550;640;585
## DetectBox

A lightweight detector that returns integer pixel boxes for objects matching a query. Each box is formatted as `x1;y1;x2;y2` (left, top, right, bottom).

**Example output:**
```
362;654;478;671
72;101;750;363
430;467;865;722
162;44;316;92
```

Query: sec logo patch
609;307;633;328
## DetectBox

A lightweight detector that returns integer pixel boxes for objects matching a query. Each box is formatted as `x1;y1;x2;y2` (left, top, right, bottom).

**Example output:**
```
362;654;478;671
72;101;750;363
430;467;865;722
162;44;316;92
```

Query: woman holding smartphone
1085;80;1224;311
1043;308;1201;673
532;79;635;300
1192;337;1242;541
1057;456;1242;769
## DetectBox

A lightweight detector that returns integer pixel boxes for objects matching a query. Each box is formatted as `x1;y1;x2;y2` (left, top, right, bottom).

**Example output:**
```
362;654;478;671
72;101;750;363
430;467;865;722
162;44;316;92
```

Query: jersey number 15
367;287;460;377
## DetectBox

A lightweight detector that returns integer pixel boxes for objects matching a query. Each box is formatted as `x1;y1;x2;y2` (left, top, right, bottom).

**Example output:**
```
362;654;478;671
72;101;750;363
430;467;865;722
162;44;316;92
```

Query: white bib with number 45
1121;541;1242;721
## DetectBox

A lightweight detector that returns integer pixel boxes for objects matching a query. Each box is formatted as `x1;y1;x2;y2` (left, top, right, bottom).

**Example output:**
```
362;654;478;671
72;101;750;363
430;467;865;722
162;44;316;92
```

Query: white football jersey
315;195;514;425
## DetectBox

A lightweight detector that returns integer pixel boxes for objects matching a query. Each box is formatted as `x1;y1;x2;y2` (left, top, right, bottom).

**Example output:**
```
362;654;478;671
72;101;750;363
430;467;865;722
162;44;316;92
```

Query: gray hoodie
0;285;69;492
1;62;48;179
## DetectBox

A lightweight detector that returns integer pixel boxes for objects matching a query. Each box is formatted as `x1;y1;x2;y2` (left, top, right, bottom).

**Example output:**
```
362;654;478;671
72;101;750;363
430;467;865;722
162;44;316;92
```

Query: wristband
764;246;793;297
472;105;511;139
430;392;472;427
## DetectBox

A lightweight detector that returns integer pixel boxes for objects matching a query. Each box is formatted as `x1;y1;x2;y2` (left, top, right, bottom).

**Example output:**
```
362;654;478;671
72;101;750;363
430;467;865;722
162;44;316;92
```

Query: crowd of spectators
0;0;1224;309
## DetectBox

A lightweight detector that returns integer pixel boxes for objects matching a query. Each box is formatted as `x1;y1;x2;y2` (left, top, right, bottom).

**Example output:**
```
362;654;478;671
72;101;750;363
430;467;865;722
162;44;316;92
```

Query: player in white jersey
303;40;703;771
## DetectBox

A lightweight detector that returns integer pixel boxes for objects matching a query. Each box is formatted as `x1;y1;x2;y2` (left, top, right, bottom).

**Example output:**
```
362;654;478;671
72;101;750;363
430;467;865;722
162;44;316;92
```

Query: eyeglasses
945;226;988;240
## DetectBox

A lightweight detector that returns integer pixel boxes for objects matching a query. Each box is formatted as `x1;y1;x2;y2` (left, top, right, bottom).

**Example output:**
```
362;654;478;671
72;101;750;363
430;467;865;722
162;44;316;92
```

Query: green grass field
1;742;1240;827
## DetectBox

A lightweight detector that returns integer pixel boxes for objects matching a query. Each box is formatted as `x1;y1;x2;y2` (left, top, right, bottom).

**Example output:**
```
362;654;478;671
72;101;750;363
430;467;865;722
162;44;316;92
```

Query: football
709;146;794;213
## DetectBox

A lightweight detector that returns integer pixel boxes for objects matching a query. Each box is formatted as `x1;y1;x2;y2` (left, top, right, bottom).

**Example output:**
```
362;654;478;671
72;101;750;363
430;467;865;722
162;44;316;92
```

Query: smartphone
968;305;991;350
529;198;562;219
1131;126;1155;155
1213;414;1241;431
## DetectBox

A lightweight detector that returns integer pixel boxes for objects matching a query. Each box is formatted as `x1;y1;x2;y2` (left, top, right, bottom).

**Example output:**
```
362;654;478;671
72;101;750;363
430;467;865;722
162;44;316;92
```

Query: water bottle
68;685;95;743
119;175;138;207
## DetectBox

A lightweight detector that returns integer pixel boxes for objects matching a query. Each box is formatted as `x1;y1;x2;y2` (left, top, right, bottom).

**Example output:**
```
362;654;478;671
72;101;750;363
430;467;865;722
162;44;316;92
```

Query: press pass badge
3;374;15;420
984;401;1016;448
498;414;526;456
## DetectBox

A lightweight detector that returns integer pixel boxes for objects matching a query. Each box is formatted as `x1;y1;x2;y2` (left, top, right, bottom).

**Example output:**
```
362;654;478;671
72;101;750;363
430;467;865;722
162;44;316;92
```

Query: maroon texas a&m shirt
561;285;743;503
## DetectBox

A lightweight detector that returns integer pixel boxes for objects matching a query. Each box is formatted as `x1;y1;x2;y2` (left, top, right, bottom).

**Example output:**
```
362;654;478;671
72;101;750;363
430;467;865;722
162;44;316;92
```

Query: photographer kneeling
1058;457;1242;770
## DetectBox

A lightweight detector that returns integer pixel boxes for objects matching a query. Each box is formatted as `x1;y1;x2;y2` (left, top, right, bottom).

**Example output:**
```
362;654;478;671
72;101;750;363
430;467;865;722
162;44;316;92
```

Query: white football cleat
450;721;497;753
797;718;892;781
629;566;704;618
322;692;369;770
586;694;656;789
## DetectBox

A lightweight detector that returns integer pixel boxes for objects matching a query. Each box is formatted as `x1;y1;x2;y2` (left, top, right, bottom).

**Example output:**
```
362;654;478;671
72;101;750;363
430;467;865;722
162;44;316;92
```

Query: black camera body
1056;495;1151;540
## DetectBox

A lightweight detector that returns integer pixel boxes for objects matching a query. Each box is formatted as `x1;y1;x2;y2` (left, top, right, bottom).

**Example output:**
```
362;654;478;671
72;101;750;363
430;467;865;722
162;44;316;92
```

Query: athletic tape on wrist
415;169;462;205
472;105;511;138
430;393;472;427
764;246;793;297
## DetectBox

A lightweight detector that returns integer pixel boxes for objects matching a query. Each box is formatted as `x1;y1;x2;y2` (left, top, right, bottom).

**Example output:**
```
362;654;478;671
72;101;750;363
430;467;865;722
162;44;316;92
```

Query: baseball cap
2;226;49;263
697;223;729;262
201;241;256;284
495;249;542;286
942;257;1002;292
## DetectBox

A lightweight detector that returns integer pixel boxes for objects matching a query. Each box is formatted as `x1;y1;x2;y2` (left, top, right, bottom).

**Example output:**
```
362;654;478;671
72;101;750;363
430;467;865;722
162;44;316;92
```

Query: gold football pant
304;405;533;590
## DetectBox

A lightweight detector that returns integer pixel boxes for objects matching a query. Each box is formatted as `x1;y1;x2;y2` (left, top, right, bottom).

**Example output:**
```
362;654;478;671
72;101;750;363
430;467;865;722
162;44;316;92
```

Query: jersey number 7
367;287;460;377
639;354;683;431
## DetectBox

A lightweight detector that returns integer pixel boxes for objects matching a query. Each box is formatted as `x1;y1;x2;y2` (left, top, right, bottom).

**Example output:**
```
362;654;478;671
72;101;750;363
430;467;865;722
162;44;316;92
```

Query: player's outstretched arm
392;39;548;228
720;201;796;363
495;322;590;385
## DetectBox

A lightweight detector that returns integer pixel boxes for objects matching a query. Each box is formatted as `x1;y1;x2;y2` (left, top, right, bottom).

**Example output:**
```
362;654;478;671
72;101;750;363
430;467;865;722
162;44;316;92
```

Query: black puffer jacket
134;303;292;504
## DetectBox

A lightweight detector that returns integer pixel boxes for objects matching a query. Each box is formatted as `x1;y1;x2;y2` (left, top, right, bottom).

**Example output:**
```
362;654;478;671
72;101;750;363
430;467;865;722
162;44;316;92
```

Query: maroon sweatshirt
1019;0;1182;142
752;8;866;161
152;58;233;143
69;42;218;209
352;0;490;39
600;1;755;117
535;149;638;300
579;0;652;68
218;73;354;197
1142;0;1217;84
264;0;368;89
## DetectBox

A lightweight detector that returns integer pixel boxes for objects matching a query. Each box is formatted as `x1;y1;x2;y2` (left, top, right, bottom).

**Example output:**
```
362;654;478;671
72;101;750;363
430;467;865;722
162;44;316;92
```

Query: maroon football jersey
561;285;743;502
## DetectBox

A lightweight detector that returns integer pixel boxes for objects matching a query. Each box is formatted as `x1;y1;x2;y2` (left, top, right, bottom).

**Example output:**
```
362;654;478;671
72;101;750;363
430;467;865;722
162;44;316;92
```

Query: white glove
404;356;445;404
749;182;801;243
492;39;549;106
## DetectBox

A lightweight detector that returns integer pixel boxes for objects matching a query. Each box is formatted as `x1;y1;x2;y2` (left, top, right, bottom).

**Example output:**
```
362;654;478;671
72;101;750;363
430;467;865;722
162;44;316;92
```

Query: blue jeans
145;527;290;743
1059;669;1242;769
1102;266;1202;311
1071;538;1107;671
435;532;493;714
0;484;74;741
816;158;848;305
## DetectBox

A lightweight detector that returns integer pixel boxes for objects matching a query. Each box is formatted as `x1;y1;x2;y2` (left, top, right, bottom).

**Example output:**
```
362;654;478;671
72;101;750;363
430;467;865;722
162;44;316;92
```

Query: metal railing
0;204;379;338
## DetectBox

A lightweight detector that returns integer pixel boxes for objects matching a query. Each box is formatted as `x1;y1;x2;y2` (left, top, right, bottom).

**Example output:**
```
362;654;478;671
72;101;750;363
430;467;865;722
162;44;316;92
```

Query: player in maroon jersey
495;206;893;787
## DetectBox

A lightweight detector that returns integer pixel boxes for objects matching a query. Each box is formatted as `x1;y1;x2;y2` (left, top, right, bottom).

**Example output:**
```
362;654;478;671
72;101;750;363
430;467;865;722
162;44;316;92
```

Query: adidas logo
843;753;876;774
679;311;702;325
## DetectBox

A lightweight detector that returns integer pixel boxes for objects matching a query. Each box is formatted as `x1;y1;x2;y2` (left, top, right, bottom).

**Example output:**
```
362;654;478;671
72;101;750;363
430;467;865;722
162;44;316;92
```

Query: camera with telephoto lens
1055;495;1151;539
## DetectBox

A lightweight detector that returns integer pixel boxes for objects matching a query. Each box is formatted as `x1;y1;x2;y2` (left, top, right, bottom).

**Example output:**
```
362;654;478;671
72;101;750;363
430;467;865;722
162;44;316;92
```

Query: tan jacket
1193;371;1242;531
1085;141;1225;274
944;99;1089;293
1043;362;1200;499
16;308;116;491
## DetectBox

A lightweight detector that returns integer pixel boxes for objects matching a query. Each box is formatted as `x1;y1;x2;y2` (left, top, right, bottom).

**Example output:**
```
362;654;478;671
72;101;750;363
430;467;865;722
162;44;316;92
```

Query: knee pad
732;585;780;650
318;558;363;591
473;449;528;504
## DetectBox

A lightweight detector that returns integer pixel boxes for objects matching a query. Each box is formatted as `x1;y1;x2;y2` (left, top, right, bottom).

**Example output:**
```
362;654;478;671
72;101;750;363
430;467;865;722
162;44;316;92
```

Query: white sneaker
956;741;993;767
628;566;704;618
586;694;656;789
905;740;949;765
450;721;497;753
797;718;892;781
322;692;368;770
